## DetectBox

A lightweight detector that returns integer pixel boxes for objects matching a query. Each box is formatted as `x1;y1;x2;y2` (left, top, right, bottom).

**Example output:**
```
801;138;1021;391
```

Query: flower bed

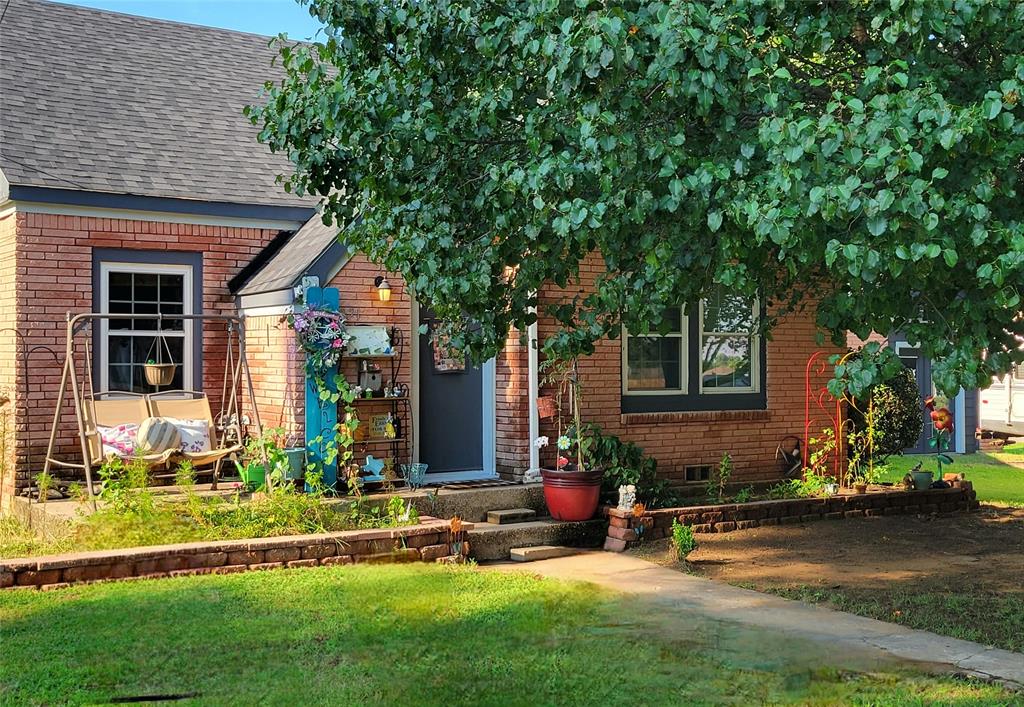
1;517;471;590
603;484;979;551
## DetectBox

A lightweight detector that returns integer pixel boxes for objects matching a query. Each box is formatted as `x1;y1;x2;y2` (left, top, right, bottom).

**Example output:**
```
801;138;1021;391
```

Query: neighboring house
978;364;1024;439
0;0;841;507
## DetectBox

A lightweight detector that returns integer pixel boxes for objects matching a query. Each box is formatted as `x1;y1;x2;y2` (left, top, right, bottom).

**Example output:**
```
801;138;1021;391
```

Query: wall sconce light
374;275;392;303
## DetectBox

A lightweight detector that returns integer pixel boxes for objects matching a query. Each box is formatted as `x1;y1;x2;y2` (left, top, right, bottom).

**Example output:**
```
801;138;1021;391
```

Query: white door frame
410;298;497;481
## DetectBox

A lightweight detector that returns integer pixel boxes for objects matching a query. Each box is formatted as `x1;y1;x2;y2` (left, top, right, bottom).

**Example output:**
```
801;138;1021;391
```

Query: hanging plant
286;307;352;388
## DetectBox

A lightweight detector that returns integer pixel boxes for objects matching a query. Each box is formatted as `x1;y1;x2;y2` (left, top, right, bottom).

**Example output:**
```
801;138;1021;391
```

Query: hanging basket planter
143;362;177;387
144;326;178;388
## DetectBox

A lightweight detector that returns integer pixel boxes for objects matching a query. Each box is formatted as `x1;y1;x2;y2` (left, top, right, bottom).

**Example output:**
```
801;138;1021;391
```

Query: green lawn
1;565;1018;706
880;452;1024;505
766;585;1024;655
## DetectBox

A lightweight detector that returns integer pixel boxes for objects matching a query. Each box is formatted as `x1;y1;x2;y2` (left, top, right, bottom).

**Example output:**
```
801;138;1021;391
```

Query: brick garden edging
1;517;470;590
603;484;979;551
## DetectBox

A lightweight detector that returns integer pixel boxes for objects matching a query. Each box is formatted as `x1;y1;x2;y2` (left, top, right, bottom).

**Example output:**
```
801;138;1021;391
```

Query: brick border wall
603;484;979;551
1;518;470;590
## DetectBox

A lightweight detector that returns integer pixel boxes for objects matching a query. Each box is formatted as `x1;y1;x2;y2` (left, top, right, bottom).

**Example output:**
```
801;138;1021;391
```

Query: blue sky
63;0;324;38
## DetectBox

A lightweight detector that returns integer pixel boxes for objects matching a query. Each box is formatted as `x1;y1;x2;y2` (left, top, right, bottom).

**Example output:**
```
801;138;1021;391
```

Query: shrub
852;366;922;460
587;425;675;508
671;519;697;560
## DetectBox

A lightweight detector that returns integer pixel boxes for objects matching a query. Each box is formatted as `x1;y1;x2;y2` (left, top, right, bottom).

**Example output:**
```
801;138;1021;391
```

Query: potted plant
535;358;602;521
235;428;291;491
143;359;177;387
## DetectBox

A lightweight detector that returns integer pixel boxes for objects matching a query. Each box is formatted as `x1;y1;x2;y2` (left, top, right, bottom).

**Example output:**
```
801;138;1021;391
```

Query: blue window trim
91;249;204;391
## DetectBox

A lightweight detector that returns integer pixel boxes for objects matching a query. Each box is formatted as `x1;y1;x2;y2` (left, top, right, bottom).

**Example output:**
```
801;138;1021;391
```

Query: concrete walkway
490;551;1024;689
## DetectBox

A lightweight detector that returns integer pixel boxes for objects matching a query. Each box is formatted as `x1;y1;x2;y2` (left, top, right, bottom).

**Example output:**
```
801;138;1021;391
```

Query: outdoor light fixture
374;275;392;303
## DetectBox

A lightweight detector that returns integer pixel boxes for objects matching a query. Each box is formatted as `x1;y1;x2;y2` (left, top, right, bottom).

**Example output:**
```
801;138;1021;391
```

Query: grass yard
880;451;1024;506
1;565;1018;706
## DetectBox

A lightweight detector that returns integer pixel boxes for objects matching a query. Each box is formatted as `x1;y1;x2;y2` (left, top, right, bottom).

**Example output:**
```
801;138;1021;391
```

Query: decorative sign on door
431;330;466;373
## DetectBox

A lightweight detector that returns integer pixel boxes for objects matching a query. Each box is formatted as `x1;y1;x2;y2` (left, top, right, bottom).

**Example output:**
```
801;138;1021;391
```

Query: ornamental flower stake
925;396;954;481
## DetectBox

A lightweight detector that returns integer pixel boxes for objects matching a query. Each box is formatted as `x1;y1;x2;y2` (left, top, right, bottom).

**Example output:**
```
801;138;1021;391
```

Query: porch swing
42;312;265;498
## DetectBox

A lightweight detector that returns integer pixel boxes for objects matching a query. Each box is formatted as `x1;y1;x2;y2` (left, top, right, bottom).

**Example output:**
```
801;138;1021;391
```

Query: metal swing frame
42;312;265;499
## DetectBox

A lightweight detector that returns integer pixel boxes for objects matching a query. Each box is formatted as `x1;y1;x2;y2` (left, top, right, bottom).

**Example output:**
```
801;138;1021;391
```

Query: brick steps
485;508;537;525
468;518;606;561
509;545;583;562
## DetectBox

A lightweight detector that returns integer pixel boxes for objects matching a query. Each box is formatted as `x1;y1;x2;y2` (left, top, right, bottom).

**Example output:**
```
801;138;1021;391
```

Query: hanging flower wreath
286;307;352;383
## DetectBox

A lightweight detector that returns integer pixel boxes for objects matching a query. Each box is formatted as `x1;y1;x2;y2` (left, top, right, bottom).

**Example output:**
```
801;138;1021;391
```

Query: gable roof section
0;0;313;211
234;213;348;297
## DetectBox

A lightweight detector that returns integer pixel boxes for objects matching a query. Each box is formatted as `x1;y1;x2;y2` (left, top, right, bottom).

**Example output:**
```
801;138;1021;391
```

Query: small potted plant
535;358;603;521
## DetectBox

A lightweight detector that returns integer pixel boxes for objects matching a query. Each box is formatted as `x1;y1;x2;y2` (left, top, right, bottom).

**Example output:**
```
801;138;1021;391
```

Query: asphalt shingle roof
236;213;346;295
0;0;313;208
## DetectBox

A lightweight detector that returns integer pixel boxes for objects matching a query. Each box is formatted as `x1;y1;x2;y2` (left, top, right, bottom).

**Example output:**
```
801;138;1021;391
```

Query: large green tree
248;0;1024;395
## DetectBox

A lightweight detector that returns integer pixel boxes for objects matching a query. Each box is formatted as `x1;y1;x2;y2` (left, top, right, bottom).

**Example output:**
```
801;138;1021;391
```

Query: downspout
527;314;540;477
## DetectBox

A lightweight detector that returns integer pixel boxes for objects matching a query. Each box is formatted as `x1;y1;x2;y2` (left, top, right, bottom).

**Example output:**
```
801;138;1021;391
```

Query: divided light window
99;262;193;393
622;286;763;413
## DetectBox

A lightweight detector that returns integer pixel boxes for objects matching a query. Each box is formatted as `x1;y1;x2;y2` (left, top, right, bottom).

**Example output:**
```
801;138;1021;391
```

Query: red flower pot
540;468;603;521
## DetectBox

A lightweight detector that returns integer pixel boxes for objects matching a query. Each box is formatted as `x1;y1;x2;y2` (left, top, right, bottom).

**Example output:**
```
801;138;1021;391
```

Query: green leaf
931;167;948;180
867;215;888;236
707;211;723;232
983;93;1003;120
942;249;958;267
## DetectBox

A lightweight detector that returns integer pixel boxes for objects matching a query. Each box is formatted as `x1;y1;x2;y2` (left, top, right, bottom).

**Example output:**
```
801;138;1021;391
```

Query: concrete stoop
467;518;606;561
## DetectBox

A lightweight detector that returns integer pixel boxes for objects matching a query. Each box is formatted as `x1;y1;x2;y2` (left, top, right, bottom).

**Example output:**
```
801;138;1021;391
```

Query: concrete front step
467;518;606;561
510;545;583;562
485;508;537;525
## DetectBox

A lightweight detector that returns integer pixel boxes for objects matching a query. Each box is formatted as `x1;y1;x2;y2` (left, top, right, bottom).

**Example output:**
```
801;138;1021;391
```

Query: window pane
627;336;682;391
703;289;754;333
108;336;133;365
109;272;132;301
108;365;133;392
134;273;158;302
701;335;753;389
159;274;185;305
134;301;158;330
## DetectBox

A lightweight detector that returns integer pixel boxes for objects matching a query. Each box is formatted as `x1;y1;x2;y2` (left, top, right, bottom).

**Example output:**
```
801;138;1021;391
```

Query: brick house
0;0;840;508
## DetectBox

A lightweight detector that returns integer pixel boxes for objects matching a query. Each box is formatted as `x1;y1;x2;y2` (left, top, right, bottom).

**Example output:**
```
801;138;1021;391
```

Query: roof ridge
18;0;319;42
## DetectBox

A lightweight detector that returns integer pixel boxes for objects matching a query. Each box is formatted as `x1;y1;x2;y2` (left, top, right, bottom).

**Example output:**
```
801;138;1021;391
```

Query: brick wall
246;256;532;477
1;517;469;589
604;483;979;550
243;315;304;442
0;212;17;508
7;211;283;497
533;254;844;489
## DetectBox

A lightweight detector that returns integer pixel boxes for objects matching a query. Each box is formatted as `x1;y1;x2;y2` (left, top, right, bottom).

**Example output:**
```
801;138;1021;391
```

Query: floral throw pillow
97;423;139;458
170;418;212;454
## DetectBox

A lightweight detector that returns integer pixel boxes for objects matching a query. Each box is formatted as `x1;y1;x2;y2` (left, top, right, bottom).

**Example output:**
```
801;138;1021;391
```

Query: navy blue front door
418;307;484;474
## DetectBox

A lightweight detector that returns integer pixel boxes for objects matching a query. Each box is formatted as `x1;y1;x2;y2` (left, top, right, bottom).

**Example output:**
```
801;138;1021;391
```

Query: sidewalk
490;551;1024;689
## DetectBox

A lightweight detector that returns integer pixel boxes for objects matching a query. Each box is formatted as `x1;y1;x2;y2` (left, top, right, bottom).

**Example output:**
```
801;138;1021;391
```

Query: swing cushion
169;418;212;454
137;417;182;454
97;424;139;458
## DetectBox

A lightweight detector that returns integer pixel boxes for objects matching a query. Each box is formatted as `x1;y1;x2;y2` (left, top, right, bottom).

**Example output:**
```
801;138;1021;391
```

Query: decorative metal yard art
802;350;876;488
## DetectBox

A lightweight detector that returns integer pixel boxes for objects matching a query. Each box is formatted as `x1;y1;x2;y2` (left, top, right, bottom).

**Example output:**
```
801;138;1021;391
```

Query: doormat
429;479;517;490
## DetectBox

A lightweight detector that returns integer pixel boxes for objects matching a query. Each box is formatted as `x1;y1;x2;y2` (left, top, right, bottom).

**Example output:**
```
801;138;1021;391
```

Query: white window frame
98;261;195;393
621;309;688;397
698;295;760;395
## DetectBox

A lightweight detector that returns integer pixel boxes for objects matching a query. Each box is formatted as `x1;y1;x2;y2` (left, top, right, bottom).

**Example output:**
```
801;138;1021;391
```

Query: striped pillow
137;417;181;454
